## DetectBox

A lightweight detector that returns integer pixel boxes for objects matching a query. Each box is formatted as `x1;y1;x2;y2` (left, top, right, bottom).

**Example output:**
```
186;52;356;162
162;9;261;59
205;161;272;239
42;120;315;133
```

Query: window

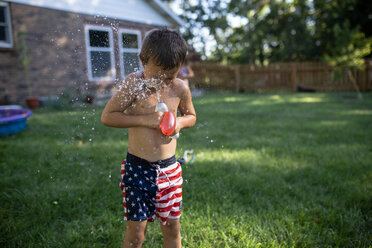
0;2;13;48
118;29;141;78
85;25;115;81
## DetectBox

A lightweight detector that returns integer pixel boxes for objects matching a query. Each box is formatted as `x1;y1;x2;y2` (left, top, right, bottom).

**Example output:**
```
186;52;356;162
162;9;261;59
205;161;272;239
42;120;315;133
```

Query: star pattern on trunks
121;155;182;224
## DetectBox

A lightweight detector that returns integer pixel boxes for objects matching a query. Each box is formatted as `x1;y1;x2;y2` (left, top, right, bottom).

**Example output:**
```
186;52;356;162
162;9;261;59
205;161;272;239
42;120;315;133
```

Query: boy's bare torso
126;73;183;162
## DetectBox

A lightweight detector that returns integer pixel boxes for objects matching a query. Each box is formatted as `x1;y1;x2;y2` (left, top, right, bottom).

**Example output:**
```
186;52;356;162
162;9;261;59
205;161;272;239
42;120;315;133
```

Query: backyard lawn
1;91;371;247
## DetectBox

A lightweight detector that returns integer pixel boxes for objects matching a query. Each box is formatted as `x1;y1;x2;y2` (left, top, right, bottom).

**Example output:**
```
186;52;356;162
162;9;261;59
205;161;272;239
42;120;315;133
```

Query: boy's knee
162;221;181;239
166;229;181;240
124;223;147;247
124;232;145;248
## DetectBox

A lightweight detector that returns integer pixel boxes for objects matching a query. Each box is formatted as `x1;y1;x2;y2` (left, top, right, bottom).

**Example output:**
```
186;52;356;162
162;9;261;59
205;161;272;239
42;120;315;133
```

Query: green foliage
171;0;372;66
313;0;372;69
1;92;372;247
324;29;372;69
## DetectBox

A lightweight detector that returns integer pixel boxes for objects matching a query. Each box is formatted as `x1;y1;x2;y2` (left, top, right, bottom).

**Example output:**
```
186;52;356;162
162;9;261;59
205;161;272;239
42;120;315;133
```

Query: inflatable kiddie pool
0;106;32;136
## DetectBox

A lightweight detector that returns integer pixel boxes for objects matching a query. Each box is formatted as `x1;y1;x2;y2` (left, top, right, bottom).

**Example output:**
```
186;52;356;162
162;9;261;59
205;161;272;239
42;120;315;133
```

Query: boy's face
140;57;181;82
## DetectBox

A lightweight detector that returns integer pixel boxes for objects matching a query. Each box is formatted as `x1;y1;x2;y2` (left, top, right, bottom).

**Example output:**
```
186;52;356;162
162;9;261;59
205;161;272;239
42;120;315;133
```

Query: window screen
119;30;141;77
85;26;115;80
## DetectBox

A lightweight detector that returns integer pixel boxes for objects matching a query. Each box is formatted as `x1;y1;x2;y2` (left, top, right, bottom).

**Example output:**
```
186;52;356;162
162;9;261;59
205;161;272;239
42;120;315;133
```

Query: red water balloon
160;111;176;135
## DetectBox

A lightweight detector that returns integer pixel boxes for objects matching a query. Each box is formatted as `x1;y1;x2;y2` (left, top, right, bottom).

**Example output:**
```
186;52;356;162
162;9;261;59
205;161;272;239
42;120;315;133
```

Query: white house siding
6;0;178;27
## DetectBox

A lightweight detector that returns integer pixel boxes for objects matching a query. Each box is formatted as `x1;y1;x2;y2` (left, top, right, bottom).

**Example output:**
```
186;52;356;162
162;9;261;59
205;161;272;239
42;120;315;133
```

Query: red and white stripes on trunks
119;153;182;225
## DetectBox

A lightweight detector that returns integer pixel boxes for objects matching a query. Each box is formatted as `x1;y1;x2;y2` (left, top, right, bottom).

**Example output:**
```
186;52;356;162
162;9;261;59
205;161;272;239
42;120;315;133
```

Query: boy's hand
172;121;181;136
146;111;164;129
167;122;181;140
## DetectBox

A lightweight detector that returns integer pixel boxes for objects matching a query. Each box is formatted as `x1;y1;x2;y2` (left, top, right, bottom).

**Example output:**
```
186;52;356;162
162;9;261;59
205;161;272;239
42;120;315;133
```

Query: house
0;0;183;105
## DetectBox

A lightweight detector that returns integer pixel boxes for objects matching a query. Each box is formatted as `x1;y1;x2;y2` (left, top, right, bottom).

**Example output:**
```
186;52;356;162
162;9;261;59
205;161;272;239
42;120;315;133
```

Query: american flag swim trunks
120;153;182;225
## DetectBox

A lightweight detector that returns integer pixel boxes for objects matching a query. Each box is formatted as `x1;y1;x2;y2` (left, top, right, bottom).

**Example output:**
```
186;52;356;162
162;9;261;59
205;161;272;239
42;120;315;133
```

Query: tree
165;0;372;65
227;0;318;64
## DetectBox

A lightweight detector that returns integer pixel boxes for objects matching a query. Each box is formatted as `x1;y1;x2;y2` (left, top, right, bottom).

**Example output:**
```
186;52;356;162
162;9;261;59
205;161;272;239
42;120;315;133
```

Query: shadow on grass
0;92;371;247
178;92;372;247
181;150;371;247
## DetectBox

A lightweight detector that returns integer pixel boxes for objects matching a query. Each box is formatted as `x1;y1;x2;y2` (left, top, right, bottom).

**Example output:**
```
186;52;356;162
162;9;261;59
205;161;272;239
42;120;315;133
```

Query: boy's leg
160;219;181;248
123;220;147;248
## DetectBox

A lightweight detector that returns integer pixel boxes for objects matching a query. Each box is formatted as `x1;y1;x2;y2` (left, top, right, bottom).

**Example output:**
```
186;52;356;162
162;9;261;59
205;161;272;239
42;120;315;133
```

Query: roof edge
147;0;185;27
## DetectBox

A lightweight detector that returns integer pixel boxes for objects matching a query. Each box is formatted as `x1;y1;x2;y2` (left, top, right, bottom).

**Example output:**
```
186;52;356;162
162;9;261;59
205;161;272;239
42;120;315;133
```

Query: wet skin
101;61;196;162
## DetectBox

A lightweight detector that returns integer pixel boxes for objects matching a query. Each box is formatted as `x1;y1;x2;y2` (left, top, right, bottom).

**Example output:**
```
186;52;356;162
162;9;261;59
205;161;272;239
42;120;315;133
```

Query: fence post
291;63;297;91
234;65;241;92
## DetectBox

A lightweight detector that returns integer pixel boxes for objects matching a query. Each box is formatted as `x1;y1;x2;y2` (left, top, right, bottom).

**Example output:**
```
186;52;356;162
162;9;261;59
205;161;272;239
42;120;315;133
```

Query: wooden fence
189;61;372;92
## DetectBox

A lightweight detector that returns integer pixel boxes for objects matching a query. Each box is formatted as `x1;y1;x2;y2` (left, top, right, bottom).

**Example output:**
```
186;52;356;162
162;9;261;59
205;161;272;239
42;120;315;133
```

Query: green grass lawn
1;92;371;247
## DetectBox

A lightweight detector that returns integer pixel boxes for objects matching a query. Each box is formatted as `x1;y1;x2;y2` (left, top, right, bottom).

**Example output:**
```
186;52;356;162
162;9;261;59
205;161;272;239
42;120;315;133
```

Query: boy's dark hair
139;28;187;70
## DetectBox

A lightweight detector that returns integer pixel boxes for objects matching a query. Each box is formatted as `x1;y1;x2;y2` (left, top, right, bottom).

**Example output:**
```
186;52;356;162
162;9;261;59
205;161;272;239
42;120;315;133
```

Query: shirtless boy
101;28;196;248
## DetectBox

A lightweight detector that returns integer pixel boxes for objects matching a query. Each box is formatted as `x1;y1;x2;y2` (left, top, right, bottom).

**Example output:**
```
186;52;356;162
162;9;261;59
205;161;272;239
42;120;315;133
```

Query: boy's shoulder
119;71;145;91
125;71;143;83
172;78;190;96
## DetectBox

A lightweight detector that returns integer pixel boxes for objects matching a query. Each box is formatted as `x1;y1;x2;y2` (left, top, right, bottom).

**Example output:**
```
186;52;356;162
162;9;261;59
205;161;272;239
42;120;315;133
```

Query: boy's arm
185;65;194;78
101;77;163;128
174;82;196;134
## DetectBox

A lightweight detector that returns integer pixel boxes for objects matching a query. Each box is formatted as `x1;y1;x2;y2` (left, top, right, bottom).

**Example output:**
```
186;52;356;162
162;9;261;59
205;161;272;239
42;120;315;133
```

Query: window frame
0;2;13;48
118;28;142;78
84;25;115;81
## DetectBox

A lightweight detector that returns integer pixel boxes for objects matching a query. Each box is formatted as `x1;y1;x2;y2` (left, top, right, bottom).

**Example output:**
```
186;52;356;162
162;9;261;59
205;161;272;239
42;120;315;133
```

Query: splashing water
116;75;170;107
